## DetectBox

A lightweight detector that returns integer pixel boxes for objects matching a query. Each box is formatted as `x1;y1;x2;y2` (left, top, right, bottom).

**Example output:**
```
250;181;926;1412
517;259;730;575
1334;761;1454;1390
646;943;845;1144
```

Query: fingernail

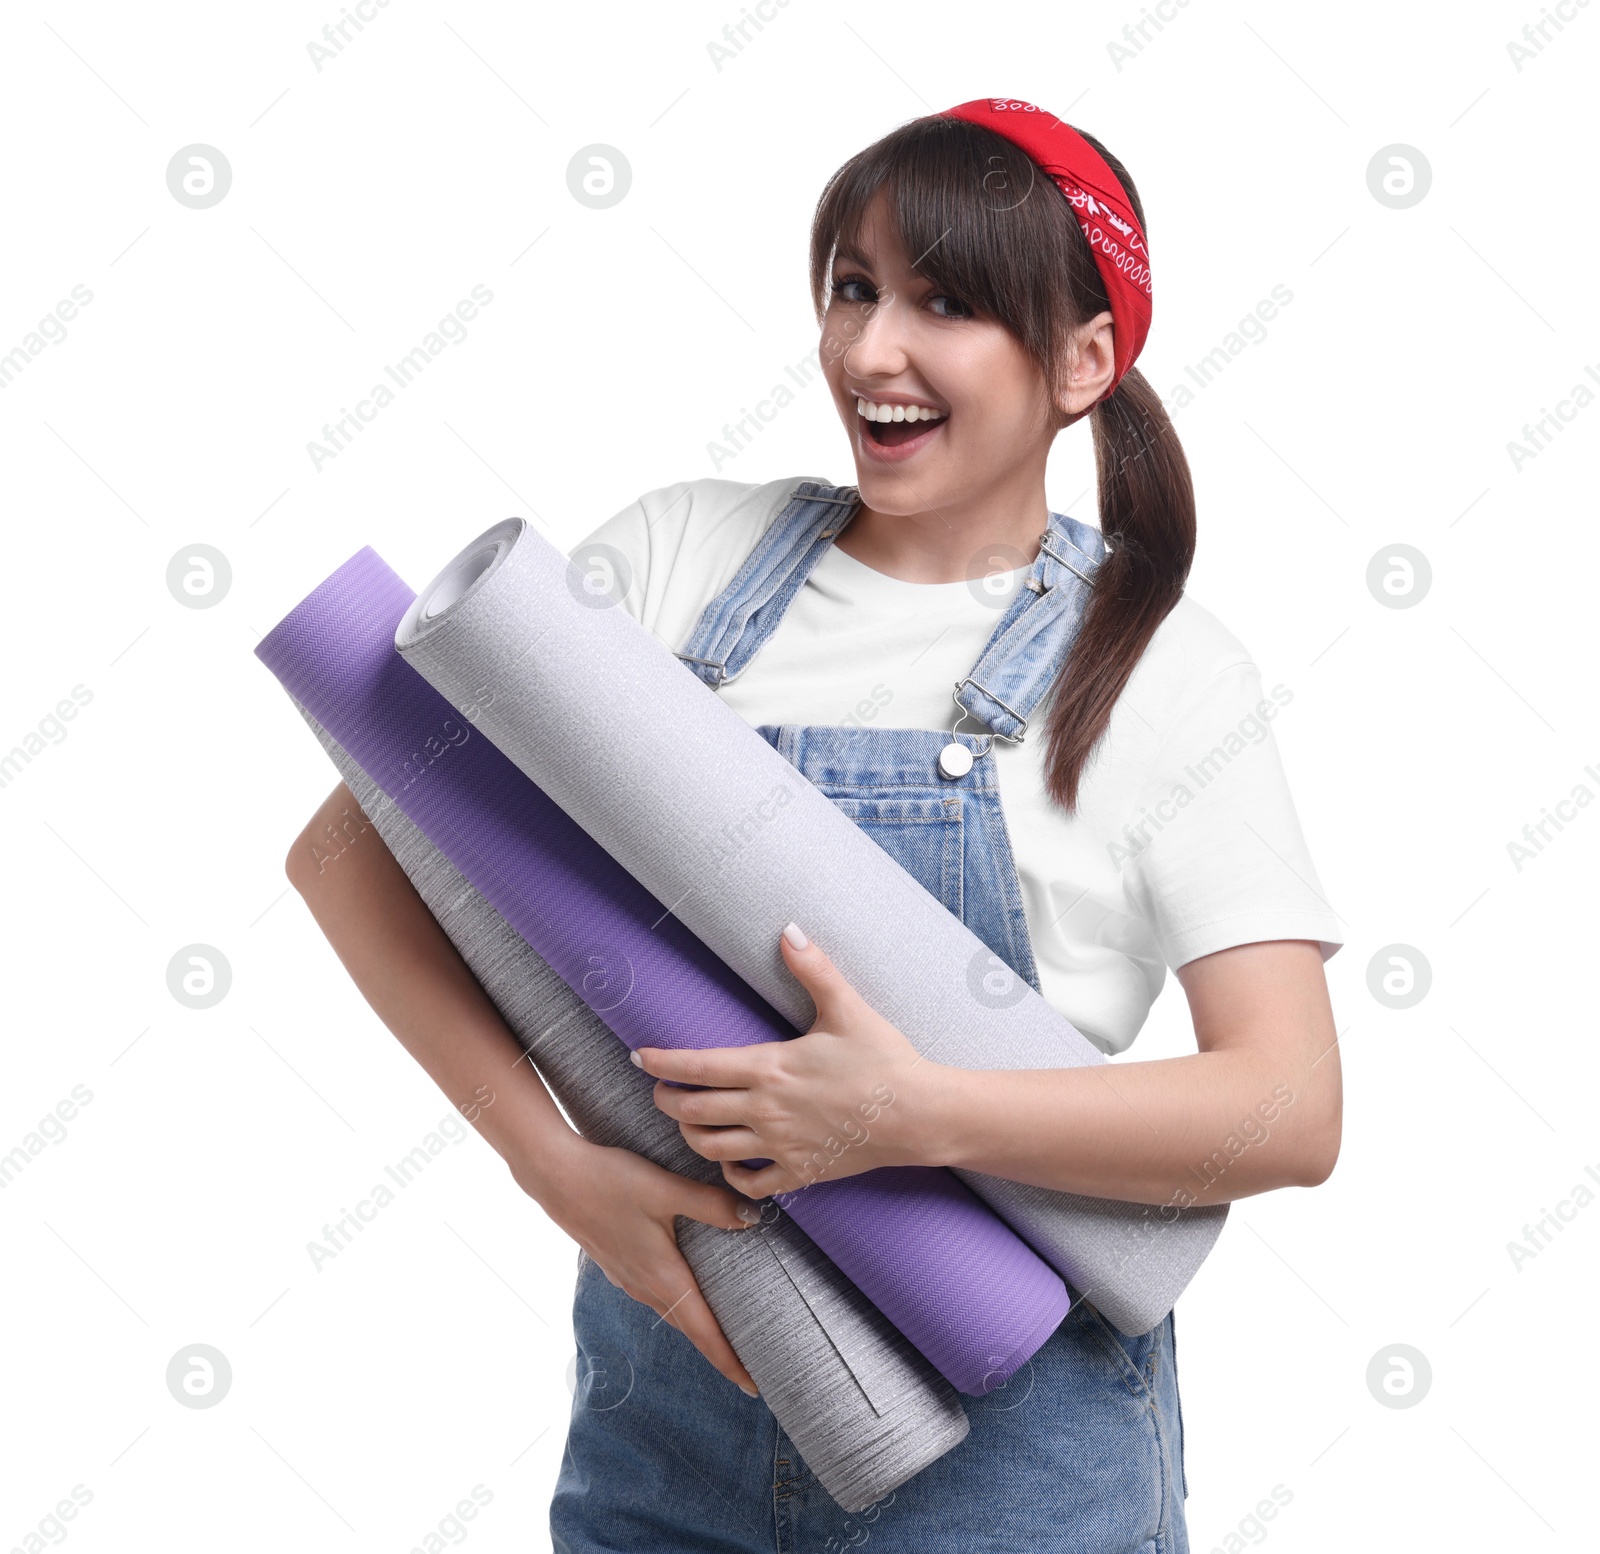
736;1202;762;1224
739;1381;759;1398
782;921;808;951
629;1050;643;1067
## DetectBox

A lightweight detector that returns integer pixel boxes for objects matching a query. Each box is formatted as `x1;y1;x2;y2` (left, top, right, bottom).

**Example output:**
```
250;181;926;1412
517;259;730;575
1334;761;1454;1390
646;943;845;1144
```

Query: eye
832;274;877;304
927;294;972;319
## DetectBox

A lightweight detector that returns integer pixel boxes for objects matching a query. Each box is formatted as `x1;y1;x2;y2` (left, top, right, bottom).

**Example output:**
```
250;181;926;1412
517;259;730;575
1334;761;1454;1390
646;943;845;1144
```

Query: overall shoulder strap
675;482;860;688
953;511;1107;742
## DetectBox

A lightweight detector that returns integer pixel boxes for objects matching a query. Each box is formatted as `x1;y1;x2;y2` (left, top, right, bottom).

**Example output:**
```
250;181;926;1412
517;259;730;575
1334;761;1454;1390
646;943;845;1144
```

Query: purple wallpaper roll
256;545;1071;1396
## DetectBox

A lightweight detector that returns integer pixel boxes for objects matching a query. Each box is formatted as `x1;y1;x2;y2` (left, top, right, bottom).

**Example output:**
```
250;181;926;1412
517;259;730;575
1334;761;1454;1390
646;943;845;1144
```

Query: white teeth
855;397;946;424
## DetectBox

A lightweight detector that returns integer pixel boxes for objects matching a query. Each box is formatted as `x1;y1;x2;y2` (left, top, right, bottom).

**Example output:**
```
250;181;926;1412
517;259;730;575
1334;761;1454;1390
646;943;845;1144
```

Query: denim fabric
753;722;1043;996
552;482;1189;1549
553;1251;1187;1553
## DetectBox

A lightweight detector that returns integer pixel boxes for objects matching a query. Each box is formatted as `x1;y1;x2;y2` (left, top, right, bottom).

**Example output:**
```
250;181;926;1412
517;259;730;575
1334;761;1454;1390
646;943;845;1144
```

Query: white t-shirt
571;474;1344;1055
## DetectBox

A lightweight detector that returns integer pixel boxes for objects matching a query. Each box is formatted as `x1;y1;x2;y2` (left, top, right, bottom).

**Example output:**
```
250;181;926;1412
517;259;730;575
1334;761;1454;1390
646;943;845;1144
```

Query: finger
721;1157;805;1200
672;1178;767;1232
652;1078;760;1129
595;1235;760;1396
631;1044;763;1088
679;1121;769;1163
777;921;860;1028
649;1262;759;1397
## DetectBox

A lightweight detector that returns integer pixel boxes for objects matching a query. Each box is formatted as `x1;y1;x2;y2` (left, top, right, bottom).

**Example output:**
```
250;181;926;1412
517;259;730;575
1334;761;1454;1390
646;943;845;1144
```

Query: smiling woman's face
820;186;1064;527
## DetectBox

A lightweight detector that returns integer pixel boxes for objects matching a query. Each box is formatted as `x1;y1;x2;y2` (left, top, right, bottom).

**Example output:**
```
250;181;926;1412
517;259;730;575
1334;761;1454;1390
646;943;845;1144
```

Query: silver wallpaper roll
296;705;969;1512
393;519;1227;1336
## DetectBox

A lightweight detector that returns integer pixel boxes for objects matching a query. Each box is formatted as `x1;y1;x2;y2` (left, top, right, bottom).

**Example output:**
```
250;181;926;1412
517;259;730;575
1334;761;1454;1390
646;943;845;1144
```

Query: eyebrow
830;245;874;271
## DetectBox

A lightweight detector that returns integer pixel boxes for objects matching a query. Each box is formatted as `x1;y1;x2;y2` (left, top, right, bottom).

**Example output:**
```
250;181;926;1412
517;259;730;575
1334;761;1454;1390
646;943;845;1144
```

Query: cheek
945;394;1008;448
819;340;852;406
951;370;1047;447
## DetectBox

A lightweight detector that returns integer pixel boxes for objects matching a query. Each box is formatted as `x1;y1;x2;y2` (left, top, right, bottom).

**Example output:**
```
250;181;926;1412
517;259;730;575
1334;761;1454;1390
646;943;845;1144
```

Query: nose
838;287;911;383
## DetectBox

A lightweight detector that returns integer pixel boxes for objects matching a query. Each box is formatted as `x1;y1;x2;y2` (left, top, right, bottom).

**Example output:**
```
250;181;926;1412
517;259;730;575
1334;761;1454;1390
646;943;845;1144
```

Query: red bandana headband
941;98;1152;399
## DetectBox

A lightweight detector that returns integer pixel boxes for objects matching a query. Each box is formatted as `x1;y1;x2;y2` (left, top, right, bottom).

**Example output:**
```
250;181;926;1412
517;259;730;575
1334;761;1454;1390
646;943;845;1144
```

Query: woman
288;100;1343;1552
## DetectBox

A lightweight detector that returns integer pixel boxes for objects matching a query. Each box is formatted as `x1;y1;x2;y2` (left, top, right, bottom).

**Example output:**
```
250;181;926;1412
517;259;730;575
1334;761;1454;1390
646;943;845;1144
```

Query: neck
834;479;1051;584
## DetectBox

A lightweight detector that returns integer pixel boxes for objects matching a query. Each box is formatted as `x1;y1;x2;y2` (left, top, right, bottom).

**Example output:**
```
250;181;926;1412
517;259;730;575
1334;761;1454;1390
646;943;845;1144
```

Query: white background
2;1;1596;1549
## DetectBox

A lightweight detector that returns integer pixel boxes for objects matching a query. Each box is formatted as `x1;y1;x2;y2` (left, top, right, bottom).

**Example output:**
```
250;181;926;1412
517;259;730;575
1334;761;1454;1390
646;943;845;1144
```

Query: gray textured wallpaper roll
295;706;969;1512
394;519;1227;1336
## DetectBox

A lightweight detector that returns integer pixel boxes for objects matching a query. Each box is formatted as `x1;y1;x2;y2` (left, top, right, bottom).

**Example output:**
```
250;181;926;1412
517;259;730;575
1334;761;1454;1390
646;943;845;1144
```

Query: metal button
937;742;974;780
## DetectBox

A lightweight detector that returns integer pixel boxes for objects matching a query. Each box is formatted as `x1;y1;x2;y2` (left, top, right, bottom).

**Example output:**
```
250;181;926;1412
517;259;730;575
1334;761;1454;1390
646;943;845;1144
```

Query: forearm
902;940;1341;1208
286;783;583;1179
914;1043;1334;1208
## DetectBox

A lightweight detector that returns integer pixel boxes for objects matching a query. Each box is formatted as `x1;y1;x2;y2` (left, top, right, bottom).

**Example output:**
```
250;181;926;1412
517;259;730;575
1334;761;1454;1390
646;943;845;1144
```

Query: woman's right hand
509;1131;766;1397
283;783;766;1391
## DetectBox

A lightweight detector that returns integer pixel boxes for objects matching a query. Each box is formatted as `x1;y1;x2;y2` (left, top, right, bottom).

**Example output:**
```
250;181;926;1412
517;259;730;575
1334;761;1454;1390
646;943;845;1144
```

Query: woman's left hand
634;922;947;1199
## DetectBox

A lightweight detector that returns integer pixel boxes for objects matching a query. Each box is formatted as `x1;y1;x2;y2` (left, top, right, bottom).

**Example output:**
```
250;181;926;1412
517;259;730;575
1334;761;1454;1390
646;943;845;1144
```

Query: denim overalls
551;483;1189;1554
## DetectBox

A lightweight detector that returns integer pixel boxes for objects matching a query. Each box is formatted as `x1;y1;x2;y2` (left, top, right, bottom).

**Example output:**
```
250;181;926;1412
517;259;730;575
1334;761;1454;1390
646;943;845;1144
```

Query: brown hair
808;114;1196;812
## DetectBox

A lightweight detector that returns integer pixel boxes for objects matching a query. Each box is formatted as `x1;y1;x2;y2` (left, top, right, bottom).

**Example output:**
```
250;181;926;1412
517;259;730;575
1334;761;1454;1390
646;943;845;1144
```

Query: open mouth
856;397;948;457
864;418;941;447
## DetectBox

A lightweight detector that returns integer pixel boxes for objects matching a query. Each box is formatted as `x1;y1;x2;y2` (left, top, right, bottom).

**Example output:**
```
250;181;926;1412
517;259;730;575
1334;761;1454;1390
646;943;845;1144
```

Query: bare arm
285;781;762;1394
642;934;1341;1213
918;938;1341;1208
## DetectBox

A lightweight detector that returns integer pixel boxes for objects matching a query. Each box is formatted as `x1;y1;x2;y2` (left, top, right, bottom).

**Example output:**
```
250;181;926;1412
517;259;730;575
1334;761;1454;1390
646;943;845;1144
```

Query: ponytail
1041;364;1195;811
